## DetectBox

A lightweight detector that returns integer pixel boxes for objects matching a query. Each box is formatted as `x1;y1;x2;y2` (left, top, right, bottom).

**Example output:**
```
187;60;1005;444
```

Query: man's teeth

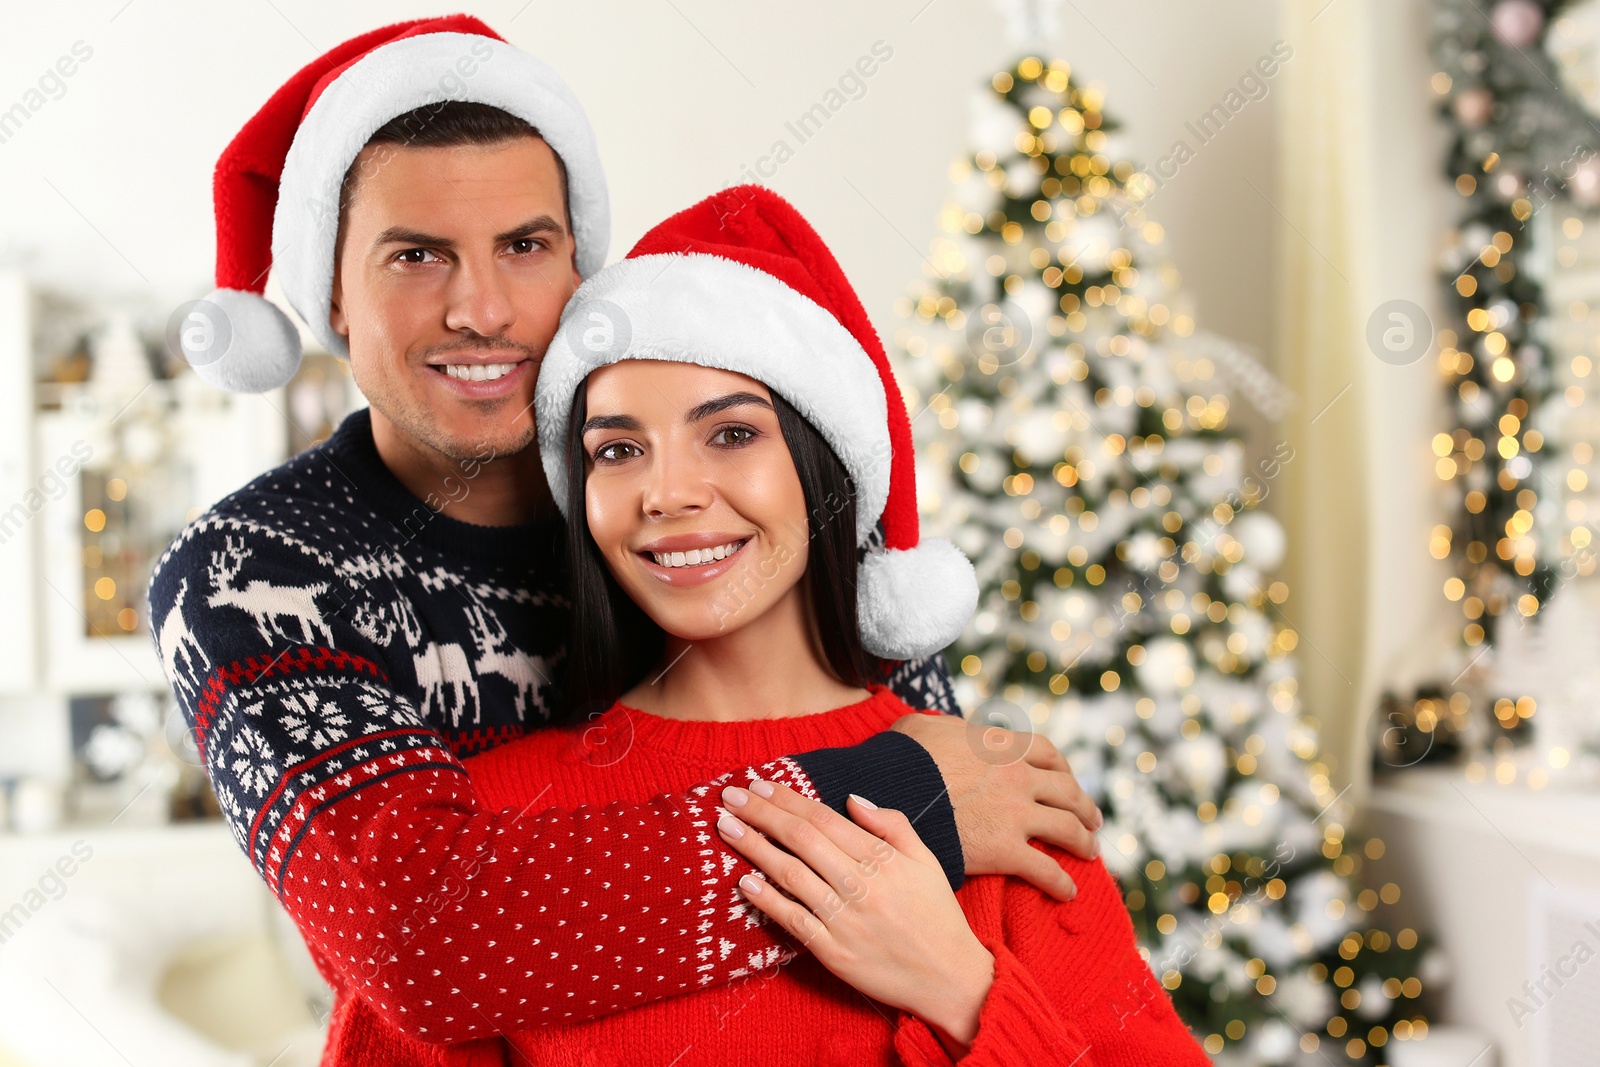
441;363;517;382
651;540;746;568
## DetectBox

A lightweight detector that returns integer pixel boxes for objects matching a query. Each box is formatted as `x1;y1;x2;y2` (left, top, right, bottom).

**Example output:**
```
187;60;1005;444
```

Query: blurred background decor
0;1;1597;1065
900;52;1434;1064
1413;0;1600;791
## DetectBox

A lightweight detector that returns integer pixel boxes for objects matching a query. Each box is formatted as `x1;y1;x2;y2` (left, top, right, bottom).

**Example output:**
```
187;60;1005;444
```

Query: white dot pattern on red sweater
146;412;956;1042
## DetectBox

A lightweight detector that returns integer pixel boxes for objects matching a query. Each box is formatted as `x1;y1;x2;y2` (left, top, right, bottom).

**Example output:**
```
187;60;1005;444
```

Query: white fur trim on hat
858;538;978;660
274;31;610;360
182;288;303;393
536;252;891;543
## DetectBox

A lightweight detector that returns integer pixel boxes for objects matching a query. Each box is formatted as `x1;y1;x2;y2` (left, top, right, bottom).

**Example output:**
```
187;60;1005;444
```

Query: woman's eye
712;426;757;447
594;441;641;463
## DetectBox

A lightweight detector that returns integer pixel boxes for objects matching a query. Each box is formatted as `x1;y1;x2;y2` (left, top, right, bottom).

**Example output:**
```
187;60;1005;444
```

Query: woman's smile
634;534;754;587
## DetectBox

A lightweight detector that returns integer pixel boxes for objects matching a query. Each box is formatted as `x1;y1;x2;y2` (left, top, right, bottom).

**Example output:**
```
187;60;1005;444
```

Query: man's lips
425;356;532;396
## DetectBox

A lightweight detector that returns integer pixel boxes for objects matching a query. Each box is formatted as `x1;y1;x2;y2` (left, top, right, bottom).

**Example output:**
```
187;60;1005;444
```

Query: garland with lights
1425;0;1600;749
895;56;1434;1064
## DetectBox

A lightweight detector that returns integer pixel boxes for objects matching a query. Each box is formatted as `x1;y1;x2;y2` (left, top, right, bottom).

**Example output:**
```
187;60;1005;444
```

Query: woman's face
580;359;811;642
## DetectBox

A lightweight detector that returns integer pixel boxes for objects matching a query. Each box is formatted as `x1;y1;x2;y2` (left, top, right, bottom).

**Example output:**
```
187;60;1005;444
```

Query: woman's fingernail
718;815;745;839
1094;808;1104;828
723;786;748;807
1092;836;1101;857
749;780;775;798
739;874;765;896
849;793;878;809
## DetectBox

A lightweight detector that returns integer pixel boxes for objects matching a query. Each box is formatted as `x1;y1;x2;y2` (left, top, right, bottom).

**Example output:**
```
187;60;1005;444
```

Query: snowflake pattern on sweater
147;408;960;1042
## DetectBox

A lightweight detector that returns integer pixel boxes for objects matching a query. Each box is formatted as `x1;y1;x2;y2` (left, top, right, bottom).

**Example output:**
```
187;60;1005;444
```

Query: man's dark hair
334;100;571;262
560;384;879;720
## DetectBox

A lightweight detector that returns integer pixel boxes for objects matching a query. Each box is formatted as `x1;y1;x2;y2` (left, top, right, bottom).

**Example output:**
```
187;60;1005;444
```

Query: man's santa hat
188;14;608;393
535;186;979;661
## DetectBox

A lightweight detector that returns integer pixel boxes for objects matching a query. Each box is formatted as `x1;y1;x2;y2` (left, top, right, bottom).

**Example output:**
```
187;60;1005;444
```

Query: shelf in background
1369;765;1600;860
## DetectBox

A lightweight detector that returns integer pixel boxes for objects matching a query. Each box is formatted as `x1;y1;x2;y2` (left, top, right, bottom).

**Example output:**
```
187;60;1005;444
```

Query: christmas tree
894;56;1432;1065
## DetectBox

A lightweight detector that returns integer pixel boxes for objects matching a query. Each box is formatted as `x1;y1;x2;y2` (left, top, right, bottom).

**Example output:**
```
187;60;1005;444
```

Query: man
150;14;1101;1054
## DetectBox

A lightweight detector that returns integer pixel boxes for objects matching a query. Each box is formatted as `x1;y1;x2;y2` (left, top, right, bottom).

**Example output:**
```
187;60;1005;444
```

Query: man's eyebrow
496;215;566;243
686;392;773;422
372;226;454;250
370;215;566;251
581;413;643;434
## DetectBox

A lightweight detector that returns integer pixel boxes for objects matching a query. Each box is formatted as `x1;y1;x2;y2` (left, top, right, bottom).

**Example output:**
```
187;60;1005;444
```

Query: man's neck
369;408;557;527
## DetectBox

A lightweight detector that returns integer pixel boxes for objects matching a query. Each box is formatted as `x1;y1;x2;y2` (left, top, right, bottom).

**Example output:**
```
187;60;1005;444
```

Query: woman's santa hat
535;185;979;661
189;14;609;393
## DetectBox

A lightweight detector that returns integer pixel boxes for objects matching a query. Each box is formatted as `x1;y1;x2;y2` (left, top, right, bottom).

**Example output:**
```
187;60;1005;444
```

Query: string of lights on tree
1424;0;1600;747
894;56;1435;1064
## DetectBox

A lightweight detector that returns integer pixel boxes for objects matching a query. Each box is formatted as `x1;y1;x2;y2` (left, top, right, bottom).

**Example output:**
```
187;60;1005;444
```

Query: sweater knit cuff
893;939;1093;1066
791;729;965;890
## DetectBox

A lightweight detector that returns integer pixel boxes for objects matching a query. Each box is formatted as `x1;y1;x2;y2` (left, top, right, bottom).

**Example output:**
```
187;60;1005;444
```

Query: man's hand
891;713;1103;901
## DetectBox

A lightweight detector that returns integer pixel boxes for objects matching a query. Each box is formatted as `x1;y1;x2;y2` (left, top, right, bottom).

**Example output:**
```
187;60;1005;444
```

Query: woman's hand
717;780;996;1053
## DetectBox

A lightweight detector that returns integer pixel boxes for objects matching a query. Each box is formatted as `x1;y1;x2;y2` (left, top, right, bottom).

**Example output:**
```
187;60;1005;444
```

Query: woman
462;185;1211;1065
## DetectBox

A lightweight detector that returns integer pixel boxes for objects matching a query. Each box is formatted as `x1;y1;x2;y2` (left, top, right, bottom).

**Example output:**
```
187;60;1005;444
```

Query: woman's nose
641;443;716;518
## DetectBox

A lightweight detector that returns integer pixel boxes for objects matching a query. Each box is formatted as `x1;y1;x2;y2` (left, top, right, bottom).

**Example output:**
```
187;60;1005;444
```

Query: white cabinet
1366;770;1600;1067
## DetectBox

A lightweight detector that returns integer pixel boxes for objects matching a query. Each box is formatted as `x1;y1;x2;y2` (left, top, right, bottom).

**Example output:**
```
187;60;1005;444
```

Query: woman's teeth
441;362;517;382
651;539;747;568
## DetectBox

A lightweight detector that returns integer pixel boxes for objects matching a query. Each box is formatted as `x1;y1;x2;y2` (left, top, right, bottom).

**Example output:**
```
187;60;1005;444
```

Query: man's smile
425;355;533;398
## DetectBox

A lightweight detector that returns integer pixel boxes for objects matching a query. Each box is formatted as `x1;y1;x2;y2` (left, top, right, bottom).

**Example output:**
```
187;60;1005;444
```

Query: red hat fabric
535;185;977;660
186;15;609;393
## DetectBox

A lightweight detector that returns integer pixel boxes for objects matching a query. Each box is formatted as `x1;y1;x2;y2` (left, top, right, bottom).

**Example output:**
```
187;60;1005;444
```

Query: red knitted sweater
361;687;1203;1067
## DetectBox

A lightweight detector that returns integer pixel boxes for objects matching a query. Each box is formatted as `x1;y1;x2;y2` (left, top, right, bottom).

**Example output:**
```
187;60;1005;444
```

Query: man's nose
444;253;517;338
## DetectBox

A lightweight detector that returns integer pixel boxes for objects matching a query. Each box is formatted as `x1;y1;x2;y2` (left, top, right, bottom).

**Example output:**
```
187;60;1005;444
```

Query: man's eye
396;248;438;264
712;426;757;447
508;238;546;255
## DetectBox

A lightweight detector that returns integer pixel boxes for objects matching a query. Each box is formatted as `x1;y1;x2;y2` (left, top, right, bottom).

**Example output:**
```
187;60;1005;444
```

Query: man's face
329;136;579;462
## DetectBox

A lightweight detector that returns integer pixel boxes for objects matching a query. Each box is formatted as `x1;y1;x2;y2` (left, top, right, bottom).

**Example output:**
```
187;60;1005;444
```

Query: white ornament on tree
1490;0;1544;48
1452;86;1495;127
970;93;1022;157
1136;636;1195;696
1172;730;1226;798
1231;510;1287;571
1570;155;1600;206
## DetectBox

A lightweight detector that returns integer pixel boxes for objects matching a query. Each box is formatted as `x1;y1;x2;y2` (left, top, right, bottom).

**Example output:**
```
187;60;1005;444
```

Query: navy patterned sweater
147;407;961;1042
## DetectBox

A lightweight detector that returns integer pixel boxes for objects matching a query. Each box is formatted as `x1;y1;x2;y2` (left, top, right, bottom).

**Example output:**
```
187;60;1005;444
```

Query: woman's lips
647;538;748;568
636;537;753;587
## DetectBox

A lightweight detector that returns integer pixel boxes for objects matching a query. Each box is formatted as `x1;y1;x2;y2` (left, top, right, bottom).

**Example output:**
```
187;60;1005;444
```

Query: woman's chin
637;603;754;644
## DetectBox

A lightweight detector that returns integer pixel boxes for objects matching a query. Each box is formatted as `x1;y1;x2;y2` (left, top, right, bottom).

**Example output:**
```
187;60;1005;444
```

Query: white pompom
858;538;979;661
183;288;303;393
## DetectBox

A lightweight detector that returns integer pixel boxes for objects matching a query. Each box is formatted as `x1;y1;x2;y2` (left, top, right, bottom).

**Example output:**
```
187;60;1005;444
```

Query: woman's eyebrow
581;413;642;433
686;392;773;422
